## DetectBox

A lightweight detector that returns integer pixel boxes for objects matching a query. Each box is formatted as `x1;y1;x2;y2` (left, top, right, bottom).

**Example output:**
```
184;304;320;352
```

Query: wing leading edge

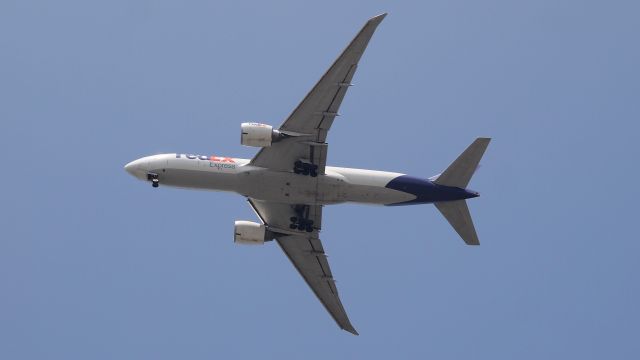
248;199;358;335
277;235;357;335
249;13;387;173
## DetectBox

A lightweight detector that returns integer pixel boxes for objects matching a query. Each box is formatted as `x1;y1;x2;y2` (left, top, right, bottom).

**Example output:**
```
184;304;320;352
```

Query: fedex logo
176;154;236;163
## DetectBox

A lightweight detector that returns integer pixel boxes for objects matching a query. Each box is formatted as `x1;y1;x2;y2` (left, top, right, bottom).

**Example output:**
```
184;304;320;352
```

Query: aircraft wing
249;13;387;173
247;198;358;335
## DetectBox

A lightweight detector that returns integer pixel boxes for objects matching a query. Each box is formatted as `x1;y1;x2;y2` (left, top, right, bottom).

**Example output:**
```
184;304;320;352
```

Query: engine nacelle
240;123;280;147
234;220;267;245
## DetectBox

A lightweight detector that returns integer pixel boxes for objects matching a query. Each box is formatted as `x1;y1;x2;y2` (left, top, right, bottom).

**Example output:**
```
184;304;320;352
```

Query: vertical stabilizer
434;200;479;245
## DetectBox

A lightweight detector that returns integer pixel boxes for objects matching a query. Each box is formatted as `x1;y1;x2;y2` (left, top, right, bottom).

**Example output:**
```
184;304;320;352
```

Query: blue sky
1;0;639;358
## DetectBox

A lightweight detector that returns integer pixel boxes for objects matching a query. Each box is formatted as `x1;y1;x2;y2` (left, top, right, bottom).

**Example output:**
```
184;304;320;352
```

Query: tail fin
434;138;491;188
435;200;480;245
434;138;491;245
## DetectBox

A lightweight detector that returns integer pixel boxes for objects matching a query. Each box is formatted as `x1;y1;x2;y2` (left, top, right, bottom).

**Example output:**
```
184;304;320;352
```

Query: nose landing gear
147;173;159;188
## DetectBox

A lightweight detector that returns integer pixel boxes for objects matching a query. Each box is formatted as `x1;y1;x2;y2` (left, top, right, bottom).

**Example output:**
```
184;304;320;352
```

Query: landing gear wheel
148;173;160;188
292;161;320;177
293;160;304;174
305;225;313;233
289;224;297;230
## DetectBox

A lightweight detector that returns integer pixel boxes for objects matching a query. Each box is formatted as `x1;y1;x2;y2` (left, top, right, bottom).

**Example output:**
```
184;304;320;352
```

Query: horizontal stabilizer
435;138;491;188
434;200;479;245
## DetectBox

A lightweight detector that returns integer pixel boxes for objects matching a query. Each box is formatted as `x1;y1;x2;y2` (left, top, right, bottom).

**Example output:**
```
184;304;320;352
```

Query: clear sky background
1;0;639;359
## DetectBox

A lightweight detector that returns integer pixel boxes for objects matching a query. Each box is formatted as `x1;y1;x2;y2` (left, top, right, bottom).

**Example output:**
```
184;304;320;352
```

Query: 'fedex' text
176;154;236;163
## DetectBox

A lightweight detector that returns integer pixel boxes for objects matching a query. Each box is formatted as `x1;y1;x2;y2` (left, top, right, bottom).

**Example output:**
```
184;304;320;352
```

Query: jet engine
240;123;282;147
234;220;267;245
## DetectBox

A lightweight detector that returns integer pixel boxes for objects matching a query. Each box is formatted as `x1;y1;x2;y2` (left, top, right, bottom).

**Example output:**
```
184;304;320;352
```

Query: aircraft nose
124;161;135;175
124;158;148;179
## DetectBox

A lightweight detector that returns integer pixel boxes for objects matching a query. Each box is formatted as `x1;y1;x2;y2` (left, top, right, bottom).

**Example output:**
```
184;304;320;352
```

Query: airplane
124;13;490;335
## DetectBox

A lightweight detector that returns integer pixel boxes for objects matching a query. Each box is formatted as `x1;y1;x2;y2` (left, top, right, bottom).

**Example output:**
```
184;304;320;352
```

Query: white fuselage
124;154;415;206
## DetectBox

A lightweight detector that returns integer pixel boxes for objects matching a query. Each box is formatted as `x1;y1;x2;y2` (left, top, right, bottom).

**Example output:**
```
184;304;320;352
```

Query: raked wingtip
368;13;388;24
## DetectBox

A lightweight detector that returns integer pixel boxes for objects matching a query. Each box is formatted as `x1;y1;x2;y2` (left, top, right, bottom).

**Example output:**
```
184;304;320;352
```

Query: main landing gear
294;160;318;177
147;173;159;188
289;205;314;233
289;217;314;232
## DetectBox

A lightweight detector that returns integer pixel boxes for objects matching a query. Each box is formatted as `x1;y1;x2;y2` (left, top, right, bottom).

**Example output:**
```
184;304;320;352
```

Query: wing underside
248;199;357;335
249;13;387;173
277;235;357;335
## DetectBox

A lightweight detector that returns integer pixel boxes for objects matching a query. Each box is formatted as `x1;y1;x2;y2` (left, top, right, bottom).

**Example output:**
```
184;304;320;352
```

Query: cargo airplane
125;13;490;335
